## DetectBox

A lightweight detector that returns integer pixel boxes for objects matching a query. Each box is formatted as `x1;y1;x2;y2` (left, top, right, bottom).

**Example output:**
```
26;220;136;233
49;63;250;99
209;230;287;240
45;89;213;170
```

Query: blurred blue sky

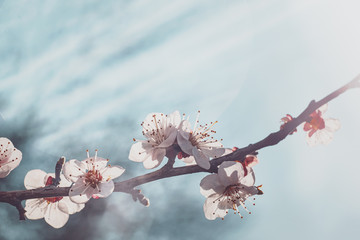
1;0;360;239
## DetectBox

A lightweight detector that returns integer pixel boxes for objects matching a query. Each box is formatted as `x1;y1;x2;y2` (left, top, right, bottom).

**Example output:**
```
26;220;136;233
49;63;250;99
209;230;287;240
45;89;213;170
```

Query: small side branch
13;199;26;220
125;188;150;207
53;156;65;186
1;197;26;220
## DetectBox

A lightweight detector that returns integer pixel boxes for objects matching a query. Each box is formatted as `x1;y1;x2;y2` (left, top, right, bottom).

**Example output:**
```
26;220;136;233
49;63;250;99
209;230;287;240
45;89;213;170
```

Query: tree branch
0;74;359;218
114;74;360;190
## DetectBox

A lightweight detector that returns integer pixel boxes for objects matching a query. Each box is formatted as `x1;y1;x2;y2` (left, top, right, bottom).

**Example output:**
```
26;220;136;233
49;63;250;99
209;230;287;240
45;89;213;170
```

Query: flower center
140;114;168;146
44;176;63;203
309;111;325;130
223;184;246;199
212;184;253;219
303;110;326;137
189;120;219;147
85;166;103;188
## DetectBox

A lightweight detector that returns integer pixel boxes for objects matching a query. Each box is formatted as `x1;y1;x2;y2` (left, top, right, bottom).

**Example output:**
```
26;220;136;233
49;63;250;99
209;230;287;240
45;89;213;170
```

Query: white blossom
200;158;262;220
0;137;22;178
303;104;341;146
63;150;125;203
24;169;84;229
177;111;225;169
129;111;181;169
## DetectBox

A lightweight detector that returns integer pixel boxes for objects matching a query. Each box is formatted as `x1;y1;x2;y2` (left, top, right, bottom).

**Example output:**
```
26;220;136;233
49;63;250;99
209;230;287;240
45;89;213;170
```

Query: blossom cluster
129;111;225;170
24;169;85;228
200;152;262;220
129;111;262;220
23;150;125;228
0;104;342;228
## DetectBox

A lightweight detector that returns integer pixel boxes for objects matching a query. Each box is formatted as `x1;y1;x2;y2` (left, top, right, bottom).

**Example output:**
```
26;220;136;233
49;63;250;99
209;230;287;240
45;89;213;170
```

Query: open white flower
177;112;225;169
129;111;181;169
24;169;85;229
303;104;341;146
63;150;125;203
0;137;22;178
200;157;262;220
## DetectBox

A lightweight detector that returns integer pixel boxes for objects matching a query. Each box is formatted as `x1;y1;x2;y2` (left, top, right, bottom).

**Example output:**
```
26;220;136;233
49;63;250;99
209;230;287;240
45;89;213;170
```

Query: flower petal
152;148;166;162
177;120;189;140
0;147;22;175
240;168;256;186
218;161;244;187
143;155;161;169
57;201;69;214
0;137;14;148
24;169;47;189
200;147;225;159
0;137;14;163
157;129;177;148
179;120;191;138
200;174;225;198
69;178;94;204
180;156;196;165
306;129;334;146
325;118;341;132
58;174;73;187
44;202;69;229
128;142;150;163
0;165;12;178
193;147;210;170
201;141;223;148
83;156;108;171
177;133;194;155
63;159;87;183
203;194;228;220
318;103;328;113
244;155;259;168
25;199;47;220
92;181;114;198
101;166;125;181
60;197;85;214
167;110;181;128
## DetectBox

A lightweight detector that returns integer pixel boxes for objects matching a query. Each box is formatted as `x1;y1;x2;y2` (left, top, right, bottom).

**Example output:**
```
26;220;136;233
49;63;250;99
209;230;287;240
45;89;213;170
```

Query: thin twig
53;156;65;186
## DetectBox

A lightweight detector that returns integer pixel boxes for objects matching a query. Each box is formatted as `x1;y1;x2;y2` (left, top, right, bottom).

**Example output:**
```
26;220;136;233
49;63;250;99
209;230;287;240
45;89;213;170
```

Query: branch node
8;198;26;220
308;100;317;108
163;146;177;171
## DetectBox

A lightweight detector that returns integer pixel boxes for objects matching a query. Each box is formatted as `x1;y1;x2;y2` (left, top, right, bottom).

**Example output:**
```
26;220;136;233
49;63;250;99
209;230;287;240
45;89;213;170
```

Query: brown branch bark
114;74;360;190
0;74;359;219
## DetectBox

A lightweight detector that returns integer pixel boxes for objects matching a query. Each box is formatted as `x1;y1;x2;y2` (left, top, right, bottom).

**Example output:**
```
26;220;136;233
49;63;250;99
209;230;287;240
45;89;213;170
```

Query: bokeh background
1;0;360;239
